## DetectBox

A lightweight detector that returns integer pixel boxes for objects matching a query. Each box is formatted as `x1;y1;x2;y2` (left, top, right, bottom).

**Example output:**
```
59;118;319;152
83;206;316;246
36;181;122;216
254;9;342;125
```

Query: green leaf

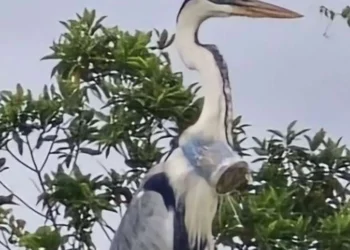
267;129;284;138
50;62;62;78
341;6;350;18
12;131;23;155
232;116;242;129
158;30;168;49
253;147;268;156
252;136;264;148
287;120;297;132
80;148;101;155
311;129;326;151
164;33;175;48
27;89;33;102
0;158;5;167
294;128;310;138
36;135;44;149
95;15;107;26
252;157;267;163
41;53;60;61
43;85;50;100
187;82;200;94
59;21;70;30
94;109;109;122
81;110;94;123
16;83;24;97
0;90;12;100
0;195;15;206
43;135;58;142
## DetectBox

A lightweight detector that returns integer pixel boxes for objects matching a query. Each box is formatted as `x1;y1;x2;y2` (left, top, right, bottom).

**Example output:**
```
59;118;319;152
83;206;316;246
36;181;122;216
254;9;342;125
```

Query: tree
0;8;350;250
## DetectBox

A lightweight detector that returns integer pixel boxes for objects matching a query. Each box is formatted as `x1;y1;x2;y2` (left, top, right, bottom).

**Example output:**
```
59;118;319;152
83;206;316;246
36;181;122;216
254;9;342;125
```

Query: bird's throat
175;5;234;147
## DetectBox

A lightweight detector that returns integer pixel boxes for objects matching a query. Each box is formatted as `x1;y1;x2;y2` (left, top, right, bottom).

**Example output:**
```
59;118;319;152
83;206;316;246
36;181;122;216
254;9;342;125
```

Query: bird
109;1;302;250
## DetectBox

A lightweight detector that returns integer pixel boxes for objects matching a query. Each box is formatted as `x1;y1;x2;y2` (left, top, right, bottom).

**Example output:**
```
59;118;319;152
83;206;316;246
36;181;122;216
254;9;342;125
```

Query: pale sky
0;0;350;249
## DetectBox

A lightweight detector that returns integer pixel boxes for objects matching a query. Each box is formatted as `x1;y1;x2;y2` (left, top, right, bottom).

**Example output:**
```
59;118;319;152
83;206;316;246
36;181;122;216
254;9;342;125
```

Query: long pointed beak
232;0;303;19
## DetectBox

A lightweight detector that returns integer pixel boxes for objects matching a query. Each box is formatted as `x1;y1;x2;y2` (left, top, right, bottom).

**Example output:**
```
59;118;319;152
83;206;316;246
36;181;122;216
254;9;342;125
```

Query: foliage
215;123;350;249
320;5;350;25
320;5;350;37
0;8;349;250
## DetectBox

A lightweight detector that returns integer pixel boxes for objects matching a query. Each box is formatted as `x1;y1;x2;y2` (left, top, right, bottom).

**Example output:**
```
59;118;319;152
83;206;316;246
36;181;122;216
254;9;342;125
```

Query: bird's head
177;0;303;22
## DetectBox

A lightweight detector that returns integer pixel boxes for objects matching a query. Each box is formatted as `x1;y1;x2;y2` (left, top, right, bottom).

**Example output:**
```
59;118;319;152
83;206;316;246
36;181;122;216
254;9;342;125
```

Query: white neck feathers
164;149;217;249
175;5;234;146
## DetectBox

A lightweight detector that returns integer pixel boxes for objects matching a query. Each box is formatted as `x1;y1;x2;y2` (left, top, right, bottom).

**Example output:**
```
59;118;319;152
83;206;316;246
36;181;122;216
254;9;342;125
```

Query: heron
110;0;302;249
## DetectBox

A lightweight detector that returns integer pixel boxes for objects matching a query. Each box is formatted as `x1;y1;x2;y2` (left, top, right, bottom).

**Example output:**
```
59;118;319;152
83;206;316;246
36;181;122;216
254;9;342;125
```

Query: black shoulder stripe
143;172;176;210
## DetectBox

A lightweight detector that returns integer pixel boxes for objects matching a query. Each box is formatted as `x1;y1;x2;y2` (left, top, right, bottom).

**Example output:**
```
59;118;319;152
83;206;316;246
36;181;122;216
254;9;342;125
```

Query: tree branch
40;127;59;172
0;230;11;250
0;180;46;219
98;220;112;242
25;136;59;231
0;240;10;250
3;146;35;172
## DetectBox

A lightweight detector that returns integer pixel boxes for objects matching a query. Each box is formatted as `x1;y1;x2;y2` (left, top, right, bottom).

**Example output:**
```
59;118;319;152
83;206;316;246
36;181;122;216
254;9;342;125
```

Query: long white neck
175;7;234;147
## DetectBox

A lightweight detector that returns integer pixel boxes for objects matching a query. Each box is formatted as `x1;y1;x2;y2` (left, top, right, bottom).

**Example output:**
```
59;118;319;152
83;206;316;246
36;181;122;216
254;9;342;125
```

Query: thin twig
164;147;175;161
26;136;39;170
0;230;11;250
101;218;115;234
0;180;46;218
98;220;112;242
68;146;80;176
29;178;42;193
4;146;35;172
40;127;59;172
25;136;59;231
0;240;10;250
96;159;109;174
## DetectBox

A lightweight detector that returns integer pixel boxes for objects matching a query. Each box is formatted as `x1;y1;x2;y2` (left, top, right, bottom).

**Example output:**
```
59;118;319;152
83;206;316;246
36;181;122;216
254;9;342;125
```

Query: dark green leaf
12;131;23;155
232;116;242;129
341;6;350;18
287;120;297;132
41;53;60;61
36;135;44;149
0;194;16;205
16;83;24;97
311;129;326;151
43;135;58;142
252;157;267;163
252;147;268;156
80;148;101;155
267;129;284;138
158;30;168;49
0;158;5;167
294;128;310;138
252;136;264;148
59;21;70;30
164;33;175;48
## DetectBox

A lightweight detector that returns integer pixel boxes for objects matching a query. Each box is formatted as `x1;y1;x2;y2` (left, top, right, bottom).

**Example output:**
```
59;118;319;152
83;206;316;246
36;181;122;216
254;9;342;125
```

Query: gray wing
109;190;174;250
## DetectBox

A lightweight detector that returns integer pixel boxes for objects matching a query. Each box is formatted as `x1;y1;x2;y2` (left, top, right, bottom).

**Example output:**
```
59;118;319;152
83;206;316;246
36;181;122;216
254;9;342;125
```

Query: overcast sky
0;0;350;249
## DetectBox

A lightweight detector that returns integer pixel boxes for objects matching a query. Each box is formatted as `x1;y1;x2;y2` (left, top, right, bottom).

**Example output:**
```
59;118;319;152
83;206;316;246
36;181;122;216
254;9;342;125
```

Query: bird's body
111;142;236;250
110;1;302;249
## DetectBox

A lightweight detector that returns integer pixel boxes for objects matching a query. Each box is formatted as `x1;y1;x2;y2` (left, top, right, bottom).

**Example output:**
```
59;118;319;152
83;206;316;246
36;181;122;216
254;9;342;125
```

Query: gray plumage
110;190;173;250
